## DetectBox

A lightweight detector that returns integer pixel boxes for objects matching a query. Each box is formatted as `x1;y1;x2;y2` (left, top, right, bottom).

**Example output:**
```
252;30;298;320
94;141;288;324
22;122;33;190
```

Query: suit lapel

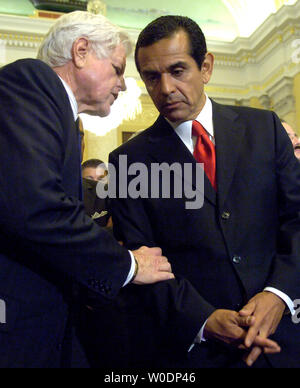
147;116;217;206
213;101;246;211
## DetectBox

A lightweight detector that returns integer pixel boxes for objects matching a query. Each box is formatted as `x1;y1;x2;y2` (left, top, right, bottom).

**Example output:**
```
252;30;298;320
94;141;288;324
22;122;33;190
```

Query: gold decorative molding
0;32;43;48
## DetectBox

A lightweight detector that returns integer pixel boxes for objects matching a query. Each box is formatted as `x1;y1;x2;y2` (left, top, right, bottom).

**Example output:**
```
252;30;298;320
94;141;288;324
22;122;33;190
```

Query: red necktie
192;120;217;190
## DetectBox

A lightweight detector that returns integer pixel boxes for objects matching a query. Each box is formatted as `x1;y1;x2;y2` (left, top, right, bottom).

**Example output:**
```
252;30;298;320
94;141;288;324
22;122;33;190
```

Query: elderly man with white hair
0;11;173;368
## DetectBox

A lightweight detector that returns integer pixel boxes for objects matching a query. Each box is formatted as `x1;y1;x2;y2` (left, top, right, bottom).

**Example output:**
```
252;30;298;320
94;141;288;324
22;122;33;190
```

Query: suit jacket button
233;255;242;264
221;211;231;220
88;279;101;290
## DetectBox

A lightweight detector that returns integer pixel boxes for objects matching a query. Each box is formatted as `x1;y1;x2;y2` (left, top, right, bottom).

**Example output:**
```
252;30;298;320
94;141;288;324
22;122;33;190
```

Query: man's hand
239;291;285;366
203;309;281;359
131;246;174;285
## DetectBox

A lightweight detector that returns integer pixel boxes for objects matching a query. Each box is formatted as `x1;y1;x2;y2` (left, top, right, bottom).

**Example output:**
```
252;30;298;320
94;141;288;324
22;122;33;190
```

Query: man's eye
173;69;184;77
113;65;121;75
144;74;159;82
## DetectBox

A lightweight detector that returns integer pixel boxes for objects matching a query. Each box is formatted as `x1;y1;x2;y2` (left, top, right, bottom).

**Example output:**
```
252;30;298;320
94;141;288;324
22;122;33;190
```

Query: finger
237;335;281;353
135;246;161;255
156;272;175;281
157;255;169;264
252;336;280;352
263;345;281;354
148;247;163;256
244;319;273;348
244;346;262;367
237;315;255;327
158;261;173;273
242;340;281;366
239;302;256;317
244;324;261;348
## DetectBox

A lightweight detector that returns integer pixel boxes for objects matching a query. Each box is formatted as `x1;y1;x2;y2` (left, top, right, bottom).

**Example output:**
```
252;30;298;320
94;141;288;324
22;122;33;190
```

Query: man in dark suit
109;16;300;368
0;11;174;368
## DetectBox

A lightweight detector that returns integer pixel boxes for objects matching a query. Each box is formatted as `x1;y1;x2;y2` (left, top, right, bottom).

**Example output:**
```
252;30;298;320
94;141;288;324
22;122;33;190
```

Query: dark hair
135;15;207;72
81;158;106;170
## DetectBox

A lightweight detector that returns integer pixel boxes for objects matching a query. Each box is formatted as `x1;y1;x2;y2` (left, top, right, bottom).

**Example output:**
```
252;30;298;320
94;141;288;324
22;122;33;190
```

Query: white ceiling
101;0;298;41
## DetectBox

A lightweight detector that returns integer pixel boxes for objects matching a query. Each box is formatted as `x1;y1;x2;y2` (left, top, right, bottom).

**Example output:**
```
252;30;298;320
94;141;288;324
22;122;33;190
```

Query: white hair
37;11;132;67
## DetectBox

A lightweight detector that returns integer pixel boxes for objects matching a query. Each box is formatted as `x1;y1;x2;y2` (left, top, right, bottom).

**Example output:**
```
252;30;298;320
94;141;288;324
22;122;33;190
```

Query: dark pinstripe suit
109;103;300;368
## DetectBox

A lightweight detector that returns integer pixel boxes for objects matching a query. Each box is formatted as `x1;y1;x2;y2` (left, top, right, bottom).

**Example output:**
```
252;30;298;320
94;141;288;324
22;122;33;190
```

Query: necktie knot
192;120;206;138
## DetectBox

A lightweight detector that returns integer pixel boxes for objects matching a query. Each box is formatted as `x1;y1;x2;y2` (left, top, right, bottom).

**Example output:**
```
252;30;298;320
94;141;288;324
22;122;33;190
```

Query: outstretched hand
131;246;174;285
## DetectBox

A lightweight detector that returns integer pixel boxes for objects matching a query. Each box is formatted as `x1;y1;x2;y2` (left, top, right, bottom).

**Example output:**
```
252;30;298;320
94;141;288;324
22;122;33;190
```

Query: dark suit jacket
0;59;131;368
109;102;300;368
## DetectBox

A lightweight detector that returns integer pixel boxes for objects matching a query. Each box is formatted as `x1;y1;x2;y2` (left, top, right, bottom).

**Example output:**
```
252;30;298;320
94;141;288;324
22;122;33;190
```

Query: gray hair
37;11;132;67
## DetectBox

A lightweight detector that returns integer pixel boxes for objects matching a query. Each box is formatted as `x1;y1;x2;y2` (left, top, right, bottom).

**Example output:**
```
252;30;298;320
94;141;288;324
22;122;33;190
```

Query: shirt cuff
122;251;136;287
188;320;207;352
264;287;295;315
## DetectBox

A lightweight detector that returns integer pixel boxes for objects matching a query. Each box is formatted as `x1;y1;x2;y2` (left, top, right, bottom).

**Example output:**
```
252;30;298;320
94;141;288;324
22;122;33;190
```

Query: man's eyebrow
168;61;188;70
142;61;188;75
141;69;159;77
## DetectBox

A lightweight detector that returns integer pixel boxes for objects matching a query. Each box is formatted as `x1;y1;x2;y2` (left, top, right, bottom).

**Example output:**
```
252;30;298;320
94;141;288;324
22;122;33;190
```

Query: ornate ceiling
0;0;298;42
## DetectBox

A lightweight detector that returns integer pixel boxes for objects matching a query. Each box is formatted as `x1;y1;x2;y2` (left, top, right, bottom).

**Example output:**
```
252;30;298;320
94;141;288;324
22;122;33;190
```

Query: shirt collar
166;94;214;153
58;76;78;121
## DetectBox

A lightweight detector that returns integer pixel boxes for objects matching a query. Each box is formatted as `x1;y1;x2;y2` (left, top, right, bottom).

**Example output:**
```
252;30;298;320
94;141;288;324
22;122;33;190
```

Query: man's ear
201;52;214;85
72;38;90;68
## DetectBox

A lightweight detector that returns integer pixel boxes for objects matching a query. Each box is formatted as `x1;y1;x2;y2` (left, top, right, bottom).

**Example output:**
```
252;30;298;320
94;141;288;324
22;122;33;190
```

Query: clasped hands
127;247;285;367
204;291;286;367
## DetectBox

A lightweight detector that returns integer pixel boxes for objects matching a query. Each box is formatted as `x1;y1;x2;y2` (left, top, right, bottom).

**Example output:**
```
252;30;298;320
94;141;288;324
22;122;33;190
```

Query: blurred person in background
281;120;300;160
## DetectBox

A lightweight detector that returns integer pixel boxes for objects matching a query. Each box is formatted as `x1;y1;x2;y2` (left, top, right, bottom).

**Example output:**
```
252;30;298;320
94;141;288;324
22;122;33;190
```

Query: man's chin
83;107;111;117
162;110;185;123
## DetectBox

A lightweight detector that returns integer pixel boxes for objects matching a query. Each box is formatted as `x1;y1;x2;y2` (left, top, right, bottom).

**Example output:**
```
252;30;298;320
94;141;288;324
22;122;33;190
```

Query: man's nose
160;73;175;96
120;76;126;92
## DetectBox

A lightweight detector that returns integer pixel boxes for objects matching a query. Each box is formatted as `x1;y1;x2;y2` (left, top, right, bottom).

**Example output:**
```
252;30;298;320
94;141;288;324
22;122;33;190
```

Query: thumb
239;301;256;317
